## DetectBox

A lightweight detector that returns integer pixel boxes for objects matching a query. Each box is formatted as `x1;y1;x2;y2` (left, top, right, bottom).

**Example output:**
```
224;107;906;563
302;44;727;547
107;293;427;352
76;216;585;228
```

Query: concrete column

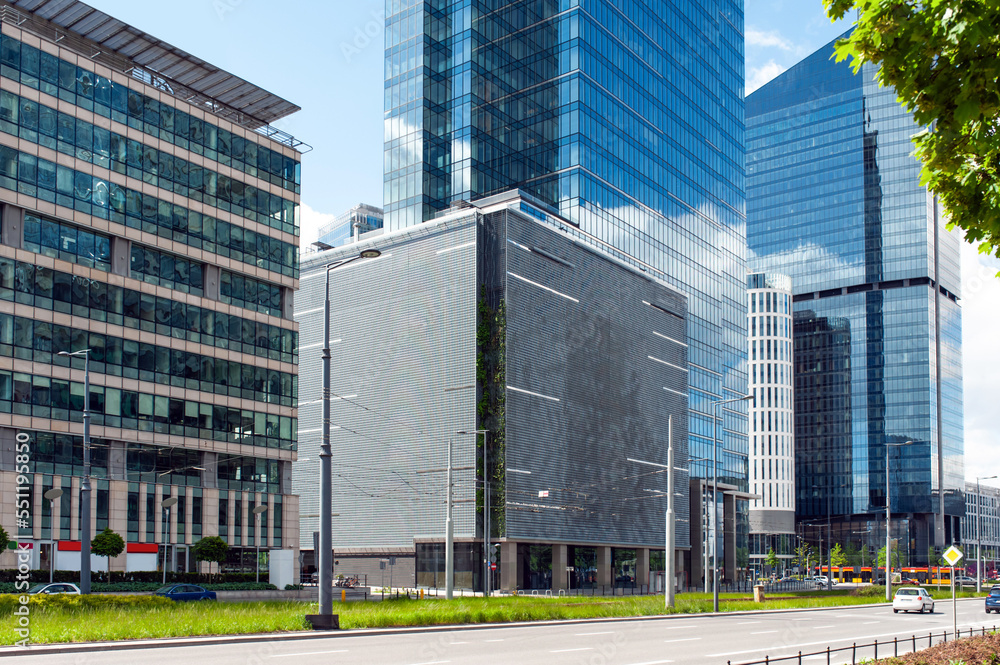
51;476;62;543
241;492;249;545
500;541;518;591
108;481;129;573
70;477;80;541
636;548;650;588
33;474;44;540
1;203;24;249
185;487;194;545
153;484;163;544
552;544;568;592
227;490;236;542
724;493;736;583
111;236;131;276
596;546;612;588
202;489;219;538
138;483;147;543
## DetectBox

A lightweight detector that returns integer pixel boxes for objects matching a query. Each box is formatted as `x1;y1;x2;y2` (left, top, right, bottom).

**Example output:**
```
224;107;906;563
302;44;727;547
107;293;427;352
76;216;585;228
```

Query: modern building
747;32;965;565
962;481;1000;577
312;203;383;251
0;1;303;578
294;191;691;592
746;272;795;574
383;0;750;584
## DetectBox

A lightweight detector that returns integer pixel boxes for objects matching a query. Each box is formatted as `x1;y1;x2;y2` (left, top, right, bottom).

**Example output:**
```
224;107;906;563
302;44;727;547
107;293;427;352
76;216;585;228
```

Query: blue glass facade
384;0;750;562
315;203;384;249
747;34;964;560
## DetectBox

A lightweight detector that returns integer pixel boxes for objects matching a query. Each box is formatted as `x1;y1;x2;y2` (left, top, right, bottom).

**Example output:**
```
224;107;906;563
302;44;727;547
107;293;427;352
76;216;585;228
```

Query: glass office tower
747;33;964;564
384;0;750;580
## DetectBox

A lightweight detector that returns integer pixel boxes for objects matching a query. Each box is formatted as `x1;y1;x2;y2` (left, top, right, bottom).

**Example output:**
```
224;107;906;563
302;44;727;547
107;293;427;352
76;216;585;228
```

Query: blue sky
84;0;998;483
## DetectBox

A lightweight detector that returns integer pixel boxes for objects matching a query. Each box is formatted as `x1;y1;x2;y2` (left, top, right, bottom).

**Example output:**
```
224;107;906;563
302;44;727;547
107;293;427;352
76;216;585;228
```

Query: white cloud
746;28;794;51
960;238;1000;482
746;60;787;94
298;202;339;248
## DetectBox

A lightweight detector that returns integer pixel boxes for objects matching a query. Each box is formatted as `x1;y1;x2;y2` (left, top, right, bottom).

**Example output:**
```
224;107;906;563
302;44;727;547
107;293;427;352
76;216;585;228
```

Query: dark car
986;589;1000;614
155;584;217;601
901;577;920;585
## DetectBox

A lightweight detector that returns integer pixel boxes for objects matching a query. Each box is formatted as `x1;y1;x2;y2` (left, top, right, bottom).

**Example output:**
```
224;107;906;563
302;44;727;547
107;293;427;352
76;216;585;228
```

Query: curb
0;595;985;657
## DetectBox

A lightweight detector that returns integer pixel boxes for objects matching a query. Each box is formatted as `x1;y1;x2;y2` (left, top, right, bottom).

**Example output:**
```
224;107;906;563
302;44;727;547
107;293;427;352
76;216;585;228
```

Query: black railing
727;625;997;665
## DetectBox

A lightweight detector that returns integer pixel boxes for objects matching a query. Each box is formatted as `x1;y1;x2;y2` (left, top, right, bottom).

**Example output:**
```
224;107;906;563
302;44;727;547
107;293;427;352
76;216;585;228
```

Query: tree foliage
193;536;229;577
0;525;8;553
765;548;780;571
794;543;813;571
825;0;1000;262
91;528;125;582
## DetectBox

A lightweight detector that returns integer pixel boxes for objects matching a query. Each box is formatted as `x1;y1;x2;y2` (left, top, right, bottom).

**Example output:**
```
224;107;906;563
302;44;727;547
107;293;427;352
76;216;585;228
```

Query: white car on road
893;587;934;614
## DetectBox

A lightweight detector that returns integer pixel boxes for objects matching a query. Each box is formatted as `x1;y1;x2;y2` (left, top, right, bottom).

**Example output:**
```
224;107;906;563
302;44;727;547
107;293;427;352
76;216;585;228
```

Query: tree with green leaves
830;543;848;582
765;548;780;574
824;0;1000;264
192;536;229;578
91;527;125;582
0;524;9;554
794;542;813;575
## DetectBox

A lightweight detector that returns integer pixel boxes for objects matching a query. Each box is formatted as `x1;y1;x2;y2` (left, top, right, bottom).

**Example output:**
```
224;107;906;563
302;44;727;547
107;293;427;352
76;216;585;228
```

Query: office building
312;203;383;250
382;0;750;585
295;191;690;591
746;33;965;564
963;482;1000;577
0;1;302;577
746;272;795;574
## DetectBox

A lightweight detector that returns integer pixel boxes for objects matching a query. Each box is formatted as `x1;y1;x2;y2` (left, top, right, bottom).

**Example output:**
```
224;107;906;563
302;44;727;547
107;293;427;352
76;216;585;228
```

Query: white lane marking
812;625;836;629
551;648;594;653
751;630;779;635
403;662;450;665
863;621;880;624
271;652;349;657
663;638;702;643
447;642;469;645
483;639;504;642
736;621;761;624
574;631;615;636
624;661;674;665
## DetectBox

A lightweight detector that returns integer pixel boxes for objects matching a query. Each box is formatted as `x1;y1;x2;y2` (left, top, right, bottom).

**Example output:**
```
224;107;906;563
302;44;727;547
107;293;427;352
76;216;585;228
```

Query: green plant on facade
477;287;506;539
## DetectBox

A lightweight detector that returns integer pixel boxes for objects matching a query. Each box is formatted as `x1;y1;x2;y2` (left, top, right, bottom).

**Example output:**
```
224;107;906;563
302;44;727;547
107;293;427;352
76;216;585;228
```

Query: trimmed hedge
0;593;173;613
0;582;277;594
0;569;263;584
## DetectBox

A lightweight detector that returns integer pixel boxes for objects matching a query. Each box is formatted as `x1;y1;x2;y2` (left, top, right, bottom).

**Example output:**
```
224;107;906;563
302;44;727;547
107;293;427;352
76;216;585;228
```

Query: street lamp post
711;394;754;612
885;440;912;601
57;349;91;594
317;248;381;624
43;488;64;583
161;496;178;585
977;475;997;593
253;505;268;583
457;430;489;597
446;437;454;600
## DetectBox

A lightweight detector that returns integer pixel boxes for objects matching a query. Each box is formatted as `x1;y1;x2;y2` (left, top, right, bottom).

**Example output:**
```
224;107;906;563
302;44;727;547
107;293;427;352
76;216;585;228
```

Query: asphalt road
13;597;1000;665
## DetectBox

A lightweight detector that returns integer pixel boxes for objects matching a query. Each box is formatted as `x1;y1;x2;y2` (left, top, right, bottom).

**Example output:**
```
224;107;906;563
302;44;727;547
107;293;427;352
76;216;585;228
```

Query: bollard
826;646;830;664
341;589;346;603
894;636;897;656
797;650;802;664
420;589;424;600
852;642;856;664
913;634;916;653
874;638;877;659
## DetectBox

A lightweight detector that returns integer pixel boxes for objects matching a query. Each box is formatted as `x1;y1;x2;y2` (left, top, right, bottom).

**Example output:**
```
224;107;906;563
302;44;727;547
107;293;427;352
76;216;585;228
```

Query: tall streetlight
253;505;268;583
885;440;912;601
161;496;178;585
44;488;64;583
711;394;754;612
627;415;677;608
316;248;381;625
977;475;997;593
457;430;489;596
57;349;91;594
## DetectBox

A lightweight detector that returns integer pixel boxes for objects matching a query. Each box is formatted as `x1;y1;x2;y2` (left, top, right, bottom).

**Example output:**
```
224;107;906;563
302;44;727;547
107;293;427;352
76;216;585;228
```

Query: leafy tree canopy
91;528;125;559
193;536;229;565
825;0;1000;262
0;525;8;553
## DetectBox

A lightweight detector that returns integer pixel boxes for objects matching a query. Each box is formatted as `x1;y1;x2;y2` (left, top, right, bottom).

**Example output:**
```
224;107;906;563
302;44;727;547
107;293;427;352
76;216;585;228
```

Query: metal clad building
296;192;690;591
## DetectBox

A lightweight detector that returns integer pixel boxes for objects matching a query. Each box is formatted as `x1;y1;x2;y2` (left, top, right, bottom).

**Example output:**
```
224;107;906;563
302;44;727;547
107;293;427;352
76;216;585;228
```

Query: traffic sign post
943;545;963;635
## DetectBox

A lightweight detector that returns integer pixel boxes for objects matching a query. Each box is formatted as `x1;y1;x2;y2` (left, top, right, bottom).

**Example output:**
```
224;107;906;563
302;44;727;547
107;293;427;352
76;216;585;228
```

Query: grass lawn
1;588;989;645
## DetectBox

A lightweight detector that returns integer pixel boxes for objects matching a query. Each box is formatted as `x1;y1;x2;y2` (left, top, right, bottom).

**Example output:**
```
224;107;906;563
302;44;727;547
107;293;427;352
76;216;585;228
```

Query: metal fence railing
727;625;998;665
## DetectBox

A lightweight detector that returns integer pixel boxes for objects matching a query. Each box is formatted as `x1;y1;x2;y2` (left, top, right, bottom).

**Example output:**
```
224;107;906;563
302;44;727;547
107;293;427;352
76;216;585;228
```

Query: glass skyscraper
384;0;751;577
747;33;964;564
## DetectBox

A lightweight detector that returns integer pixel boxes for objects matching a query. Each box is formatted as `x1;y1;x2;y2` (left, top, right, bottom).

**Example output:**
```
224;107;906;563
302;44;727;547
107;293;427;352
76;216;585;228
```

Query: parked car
154;584;217;601
954;576;978;586
27;583;80;595
901;577;921;585
812;576;835;587
893;587;934;614
986;588;1000;613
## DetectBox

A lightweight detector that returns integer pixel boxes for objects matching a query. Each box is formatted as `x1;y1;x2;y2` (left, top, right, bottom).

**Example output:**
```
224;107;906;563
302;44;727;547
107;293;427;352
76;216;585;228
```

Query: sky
84;0;999;485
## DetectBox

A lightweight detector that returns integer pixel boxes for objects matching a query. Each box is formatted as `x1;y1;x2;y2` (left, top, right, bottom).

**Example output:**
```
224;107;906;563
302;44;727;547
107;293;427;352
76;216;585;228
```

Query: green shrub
852;585;888;597
0;593;173;613
285;584;304;590
0;569;263;584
